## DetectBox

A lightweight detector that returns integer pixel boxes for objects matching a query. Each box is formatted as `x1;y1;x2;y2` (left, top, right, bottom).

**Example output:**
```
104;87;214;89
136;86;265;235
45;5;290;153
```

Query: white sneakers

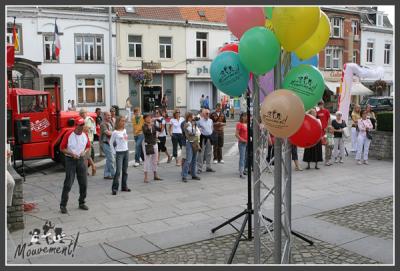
219;160;224;164
357;160;369;165
357;160;362;165
133;162;140;167
213;160;218;164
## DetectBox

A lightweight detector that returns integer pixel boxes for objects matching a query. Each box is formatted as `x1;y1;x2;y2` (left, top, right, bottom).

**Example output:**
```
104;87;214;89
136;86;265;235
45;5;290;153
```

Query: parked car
359;96;393;112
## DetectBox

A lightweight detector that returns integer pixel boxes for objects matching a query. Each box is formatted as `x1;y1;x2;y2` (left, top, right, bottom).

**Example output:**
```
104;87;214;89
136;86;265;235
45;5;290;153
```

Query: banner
338;63;384;119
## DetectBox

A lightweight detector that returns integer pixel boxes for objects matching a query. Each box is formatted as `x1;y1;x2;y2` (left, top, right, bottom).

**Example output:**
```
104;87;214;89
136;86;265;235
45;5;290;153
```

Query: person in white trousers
350;104;361;152
331;111;347;163
356;110;373;165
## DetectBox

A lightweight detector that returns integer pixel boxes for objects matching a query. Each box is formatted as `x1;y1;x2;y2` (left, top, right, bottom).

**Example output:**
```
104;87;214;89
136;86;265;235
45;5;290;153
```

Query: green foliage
377;112;393;132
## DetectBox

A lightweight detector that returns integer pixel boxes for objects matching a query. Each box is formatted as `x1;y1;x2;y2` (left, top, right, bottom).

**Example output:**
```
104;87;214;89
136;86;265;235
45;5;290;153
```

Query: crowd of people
57;100;376;214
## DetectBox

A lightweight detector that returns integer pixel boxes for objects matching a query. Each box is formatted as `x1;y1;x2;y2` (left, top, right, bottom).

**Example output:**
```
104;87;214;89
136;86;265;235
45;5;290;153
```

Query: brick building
319;7;371;112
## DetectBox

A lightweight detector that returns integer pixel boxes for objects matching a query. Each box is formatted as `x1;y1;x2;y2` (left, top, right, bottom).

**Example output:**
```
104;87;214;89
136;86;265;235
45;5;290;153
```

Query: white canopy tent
325;81;374;96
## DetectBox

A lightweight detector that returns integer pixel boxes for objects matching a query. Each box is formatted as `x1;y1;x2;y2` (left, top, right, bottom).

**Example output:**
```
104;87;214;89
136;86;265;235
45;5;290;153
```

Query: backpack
181;120;186;140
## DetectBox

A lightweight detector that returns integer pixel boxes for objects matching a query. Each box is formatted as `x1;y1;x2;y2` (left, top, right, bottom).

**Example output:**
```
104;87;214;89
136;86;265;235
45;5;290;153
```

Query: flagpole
52;18;57;63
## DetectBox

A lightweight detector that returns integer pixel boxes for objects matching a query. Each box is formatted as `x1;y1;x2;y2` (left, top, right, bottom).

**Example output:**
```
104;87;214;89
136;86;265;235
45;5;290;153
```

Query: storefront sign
187;61;212;78
142;62;161;70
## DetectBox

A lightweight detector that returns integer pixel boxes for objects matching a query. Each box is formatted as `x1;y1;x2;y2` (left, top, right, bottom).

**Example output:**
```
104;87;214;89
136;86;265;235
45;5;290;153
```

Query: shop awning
325;81;374;96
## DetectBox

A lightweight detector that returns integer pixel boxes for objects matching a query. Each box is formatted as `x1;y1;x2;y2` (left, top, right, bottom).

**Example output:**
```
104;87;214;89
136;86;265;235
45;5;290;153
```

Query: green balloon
283;64;325;111
239;27;280;75
264;7;273;19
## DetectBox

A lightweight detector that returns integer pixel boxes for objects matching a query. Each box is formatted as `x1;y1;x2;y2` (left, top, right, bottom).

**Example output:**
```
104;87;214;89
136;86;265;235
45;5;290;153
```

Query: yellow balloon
272;7;321;52
294;11;330;60
265;19;273;31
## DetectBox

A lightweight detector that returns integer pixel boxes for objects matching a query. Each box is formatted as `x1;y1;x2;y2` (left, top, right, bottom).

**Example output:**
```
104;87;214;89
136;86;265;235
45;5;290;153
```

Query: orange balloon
260;89;305;138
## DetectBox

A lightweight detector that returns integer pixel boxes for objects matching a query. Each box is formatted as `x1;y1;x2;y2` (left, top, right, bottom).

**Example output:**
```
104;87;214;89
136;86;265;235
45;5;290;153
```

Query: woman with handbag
331;111;347;163
356;110;374;165
181;112;201;182
142;113;163;183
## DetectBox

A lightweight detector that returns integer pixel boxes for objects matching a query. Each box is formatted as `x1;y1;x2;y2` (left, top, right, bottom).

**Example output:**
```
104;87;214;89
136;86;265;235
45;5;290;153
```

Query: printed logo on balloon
260;89;305;138
283;64;325;111
210;51;249;97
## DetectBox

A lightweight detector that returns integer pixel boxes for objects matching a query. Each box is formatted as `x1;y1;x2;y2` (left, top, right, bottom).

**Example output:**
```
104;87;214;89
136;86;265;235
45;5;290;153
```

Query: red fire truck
7;45;97;169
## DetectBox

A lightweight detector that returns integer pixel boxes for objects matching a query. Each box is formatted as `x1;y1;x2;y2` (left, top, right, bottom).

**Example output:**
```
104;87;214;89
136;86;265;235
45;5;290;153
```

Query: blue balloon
291;53;318;68
210;51;249;97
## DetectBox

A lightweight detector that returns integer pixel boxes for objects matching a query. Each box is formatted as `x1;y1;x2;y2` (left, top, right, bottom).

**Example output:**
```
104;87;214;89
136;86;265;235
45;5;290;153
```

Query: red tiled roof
114;6;184;21
179;7;226;23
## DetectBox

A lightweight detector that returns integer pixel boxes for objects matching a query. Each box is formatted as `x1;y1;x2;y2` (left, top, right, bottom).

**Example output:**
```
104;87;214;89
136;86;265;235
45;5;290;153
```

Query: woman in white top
154;109;172;163
168;108;185;166
109;116;130;195
356;110;374;165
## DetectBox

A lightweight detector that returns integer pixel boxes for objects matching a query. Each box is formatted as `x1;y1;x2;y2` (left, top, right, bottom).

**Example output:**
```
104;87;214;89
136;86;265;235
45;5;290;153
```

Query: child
325;125;335;166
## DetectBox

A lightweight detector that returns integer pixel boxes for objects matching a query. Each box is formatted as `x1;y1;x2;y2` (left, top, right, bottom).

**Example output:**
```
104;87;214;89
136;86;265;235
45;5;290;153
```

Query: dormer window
377;13;383;26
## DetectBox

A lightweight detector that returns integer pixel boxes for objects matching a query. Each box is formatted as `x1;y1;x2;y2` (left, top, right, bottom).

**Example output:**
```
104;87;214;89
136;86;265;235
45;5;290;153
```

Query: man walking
210;103;226;164
197;109;215;173
204;96;210;110
95;108;104;156
101;112;115;179
200;94;205;109
132;107;145;167
59;119;91;214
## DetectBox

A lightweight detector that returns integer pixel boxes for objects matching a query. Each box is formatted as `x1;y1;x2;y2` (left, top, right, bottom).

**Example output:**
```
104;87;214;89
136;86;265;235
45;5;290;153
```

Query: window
74;34;104;62
196;32;208;58
7;23;23;54
352;50;357;63
43;34;58;62
384;43;391;64
351;20;359;36
19;95;48;113
330;17;343;38
128;35;142;58
377;14;383;27
76;77;105;105
159;37;172;59
325;47;342;70
366;41;374;63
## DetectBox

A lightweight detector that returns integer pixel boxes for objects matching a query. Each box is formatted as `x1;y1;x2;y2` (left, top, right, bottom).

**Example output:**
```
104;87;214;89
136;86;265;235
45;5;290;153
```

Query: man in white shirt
59;119;91;214
196;109;215;173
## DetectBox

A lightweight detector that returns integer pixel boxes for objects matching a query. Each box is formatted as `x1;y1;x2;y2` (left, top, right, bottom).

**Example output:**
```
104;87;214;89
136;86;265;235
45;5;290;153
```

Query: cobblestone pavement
314;196;393;240
130;231;379;264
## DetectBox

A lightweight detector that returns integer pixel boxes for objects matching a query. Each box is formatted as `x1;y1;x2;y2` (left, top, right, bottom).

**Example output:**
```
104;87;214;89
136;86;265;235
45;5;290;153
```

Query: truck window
19;95;48;113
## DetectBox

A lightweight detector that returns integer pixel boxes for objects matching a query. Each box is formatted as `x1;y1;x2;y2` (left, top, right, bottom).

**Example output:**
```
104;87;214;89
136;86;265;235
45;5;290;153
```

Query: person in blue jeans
100;111;115;179
110;116;131;195
182;112;201;182
235;112;248;179
132;107;145;167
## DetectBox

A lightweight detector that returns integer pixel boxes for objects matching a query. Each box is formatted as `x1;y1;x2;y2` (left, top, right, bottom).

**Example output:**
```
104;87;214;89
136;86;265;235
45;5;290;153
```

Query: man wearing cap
59;119;91;214
210;103;226;164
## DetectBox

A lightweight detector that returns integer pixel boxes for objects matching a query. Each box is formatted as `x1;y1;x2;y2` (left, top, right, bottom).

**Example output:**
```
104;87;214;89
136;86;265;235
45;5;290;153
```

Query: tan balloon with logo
260;89;305;138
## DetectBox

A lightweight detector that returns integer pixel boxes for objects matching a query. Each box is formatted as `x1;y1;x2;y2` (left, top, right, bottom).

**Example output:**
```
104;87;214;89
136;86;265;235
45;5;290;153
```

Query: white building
359;7;394;96
180;7;232;111
6;6;116;111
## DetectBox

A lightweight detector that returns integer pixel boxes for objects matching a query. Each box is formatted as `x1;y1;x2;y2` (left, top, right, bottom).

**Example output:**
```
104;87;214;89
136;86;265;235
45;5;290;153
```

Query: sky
378;6;394;25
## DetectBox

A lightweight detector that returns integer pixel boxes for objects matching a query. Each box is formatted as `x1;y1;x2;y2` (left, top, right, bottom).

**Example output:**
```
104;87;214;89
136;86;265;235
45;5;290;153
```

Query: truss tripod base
262;215;314;246
211;208;253;264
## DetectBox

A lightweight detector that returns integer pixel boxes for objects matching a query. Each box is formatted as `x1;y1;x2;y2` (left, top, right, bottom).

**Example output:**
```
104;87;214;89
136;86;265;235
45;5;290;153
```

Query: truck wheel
53;146;66;168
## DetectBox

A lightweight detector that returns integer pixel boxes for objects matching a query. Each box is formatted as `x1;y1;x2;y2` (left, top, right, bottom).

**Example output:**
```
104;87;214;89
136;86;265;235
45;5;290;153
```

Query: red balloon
289;114;322;148
219;43;239;53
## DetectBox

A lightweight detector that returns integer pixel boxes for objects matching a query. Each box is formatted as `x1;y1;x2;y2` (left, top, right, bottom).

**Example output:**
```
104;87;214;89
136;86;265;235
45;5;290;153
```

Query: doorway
142;85;162;113
43;76;62;106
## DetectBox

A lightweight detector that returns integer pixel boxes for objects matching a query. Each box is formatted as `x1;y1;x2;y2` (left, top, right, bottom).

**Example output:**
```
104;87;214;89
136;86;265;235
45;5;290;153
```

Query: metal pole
284;139;292;263
108;7;113;107
246;90;252;241
253;75;261;263
273;51;282;264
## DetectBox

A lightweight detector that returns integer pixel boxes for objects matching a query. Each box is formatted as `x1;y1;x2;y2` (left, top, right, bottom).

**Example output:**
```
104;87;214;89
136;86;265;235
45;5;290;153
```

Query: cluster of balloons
211;6;331;148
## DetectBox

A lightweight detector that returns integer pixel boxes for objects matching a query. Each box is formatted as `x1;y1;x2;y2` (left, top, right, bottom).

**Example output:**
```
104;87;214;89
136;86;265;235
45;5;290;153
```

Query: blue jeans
182;141;198;178
102;142;115;178
238;142;247;174
134;134;144;162
112;150;129;191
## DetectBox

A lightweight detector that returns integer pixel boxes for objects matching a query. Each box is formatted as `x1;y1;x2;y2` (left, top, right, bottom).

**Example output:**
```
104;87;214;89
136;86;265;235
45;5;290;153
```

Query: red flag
7;45;15;68
12;18;19;51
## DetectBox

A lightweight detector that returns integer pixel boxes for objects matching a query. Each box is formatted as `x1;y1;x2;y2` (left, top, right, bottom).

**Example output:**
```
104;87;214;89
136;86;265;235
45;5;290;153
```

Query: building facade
359;7;393;96
115;7;187;113
180;7;232;111
6;6;116;111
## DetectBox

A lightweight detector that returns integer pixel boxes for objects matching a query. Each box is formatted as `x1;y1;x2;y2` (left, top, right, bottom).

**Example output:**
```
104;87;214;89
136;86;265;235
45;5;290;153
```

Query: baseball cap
77;118;85;126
